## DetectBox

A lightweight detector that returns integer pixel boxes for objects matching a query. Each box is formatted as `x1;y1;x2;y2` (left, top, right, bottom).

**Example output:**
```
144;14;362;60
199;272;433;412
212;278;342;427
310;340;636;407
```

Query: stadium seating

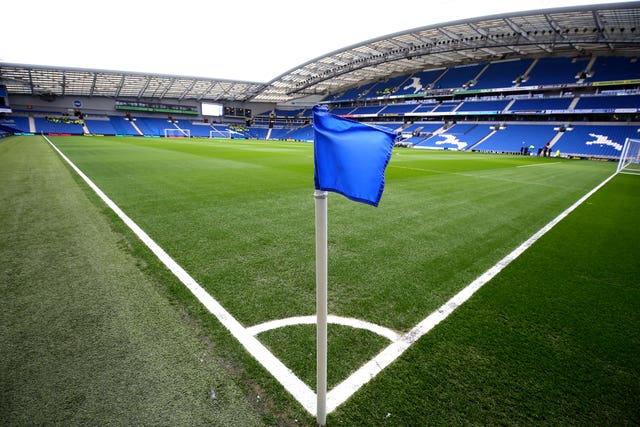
508;97;573;112
456;99;511;113
286;124;313;141
432;63;485;89
329;106;356;116
402;122;442;135
393;69;445;96
85;118;117;135
377;103;420;115
472;124;557;154
587;56;640;82
127;117;191;137
411;102;439;114
34;117;84;135
0;116;30;133
273;108;304;118
350;105;385;115
329;82;377;102
552;125;639;158
367;75;411;98
574;94;640;110
472;59;534;89
416;123;493;150
431;101;461;113
524;57;591;85
108;116;138;135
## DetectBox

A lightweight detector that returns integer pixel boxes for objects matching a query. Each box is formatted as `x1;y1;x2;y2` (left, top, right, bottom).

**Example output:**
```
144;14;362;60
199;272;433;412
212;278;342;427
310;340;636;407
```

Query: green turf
3;134;638;425
0;136;264;425
330;171;640;425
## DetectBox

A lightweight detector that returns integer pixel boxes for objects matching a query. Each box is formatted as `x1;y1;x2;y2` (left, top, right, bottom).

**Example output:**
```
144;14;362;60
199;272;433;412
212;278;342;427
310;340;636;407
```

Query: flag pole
314;189;328;427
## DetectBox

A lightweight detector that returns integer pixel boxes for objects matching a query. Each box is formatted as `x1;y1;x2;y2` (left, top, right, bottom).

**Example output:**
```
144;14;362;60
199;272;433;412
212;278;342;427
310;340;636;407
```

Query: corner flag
313;105;398;207
312;105;398;426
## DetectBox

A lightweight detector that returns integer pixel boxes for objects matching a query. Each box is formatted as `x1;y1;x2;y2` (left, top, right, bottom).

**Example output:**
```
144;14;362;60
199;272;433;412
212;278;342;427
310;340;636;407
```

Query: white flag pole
314;189;328;426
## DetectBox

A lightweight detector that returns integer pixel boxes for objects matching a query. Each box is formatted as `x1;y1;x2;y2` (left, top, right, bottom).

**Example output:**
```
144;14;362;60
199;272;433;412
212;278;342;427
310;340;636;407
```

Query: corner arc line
247;315;401;342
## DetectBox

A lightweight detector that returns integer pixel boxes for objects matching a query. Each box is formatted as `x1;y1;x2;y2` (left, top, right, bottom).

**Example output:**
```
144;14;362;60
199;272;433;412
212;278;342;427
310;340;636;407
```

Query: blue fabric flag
313;105;398;207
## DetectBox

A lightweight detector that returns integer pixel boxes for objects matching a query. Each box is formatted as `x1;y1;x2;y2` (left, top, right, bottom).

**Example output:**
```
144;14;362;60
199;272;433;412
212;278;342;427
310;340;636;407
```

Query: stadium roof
2;2;640;105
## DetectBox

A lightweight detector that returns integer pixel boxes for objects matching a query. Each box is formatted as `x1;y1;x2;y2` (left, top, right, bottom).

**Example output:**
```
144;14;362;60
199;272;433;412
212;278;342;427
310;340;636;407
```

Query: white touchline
42;136;316;414
44;135;619;417
325;169;618;413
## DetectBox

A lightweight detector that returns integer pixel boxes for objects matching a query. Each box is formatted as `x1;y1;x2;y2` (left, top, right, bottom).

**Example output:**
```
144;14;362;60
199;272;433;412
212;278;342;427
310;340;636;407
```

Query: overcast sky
2;0;634;82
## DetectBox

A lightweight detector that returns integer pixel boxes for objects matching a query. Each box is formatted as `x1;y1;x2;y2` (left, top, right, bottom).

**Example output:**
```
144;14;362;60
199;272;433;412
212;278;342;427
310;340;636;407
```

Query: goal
164;128;190;138
617;138;640;175
209;129;233;139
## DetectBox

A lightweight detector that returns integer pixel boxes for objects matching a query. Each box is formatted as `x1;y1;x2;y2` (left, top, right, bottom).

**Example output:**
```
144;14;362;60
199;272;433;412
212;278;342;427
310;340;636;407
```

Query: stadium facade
1;2;639;158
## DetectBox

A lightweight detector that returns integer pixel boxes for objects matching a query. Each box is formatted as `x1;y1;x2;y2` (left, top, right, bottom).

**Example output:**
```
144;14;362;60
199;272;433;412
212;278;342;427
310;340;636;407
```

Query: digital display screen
202;102;224;116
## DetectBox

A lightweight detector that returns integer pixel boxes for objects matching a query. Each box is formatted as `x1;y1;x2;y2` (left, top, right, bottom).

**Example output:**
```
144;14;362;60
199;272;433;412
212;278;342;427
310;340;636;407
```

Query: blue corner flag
313;105;398;207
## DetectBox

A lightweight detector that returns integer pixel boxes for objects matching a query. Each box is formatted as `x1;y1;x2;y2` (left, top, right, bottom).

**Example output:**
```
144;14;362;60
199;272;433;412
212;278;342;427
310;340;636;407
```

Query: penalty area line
516;161;562;168
41;135;317;415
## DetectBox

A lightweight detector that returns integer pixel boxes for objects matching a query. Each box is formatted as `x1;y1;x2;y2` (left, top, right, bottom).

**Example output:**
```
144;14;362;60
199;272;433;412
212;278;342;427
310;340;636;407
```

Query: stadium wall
7;95;275;119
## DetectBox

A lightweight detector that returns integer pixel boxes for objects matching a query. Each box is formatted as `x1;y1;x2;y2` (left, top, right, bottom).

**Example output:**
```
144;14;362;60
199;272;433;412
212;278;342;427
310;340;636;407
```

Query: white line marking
42;136;316;414
44;135;620;416
516;161;562;168
247;315;401;342
325;169;619;413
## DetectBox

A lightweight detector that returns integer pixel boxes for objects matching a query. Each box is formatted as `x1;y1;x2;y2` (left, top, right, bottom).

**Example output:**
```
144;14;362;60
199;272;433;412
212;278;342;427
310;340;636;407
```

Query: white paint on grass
45;135;619;417
324;169;618;412
247;315;401;342
42;136;316;413
516;161;562;168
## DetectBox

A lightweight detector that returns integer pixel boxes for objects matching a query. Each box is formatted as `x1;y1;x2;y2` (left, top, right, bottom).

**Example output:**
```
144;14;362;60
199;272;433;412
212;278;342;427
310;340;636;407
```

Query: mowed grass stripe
49;137;615;328
329;171;640;426
48;136;618;393
0;136;264;426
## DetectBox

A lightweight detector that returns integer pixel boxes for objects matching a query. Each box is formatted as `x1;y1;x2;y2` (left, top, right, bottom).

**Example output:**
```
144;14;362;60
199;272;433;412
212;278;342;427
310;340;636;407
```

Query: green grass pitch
2;135;638;425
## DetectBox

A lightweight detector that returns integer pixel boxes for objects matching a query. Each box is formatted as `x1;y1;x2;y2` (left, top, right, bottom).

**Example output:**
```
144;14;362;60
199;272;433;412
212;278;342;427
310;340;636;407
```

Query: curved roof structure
256;2;640;102
2;2;639;105
0;64;267;102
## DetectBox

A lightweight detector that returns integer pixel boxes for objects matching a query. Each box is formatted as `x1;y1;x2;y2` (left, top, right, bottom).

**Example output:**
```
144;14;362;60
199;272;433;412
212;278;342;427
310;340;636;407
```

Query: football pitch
2;135;638;425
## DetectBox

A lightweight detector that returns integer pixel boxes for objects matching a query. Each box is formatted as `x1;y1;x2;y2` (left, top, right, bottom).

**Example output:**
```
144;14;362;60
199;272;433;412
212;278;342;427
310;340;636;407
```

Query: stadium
1;2;639;425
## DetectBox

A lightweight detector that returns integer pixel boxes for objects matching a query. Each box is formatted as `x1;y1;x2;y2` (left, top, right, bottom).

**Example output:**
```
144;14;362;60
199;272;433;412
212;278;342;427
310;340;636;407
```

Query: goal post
209;129;232;139
164;128;190;138
617;138;640;175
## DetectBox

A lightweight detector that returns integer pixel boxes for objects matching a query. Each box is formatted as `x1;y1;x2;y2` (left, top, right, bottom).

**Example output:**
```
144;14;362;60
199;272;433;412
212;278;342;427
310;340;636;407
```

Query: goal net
164;128;190;138
209;129;232;139
617;138;640;175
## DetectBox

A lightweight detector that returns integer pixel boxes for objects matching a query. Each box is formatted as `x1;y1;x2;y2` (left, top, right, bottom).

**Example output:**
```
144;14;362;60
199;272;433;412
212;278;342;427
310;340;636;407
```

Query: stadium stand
0;116;30;133
431;101;461;113
393;69;446;96
85;117;117;135
367;75;411;98
456;100;511;113
574;94;640;110
350;105;385;116
378;103;420;115
433;63;485;89
412;102;439;114
552;125;640;159
34;117;84;135
1;5;638;161
472;124;558;154
108;116;138;135
472;59;535;89
524;57;592;86
507;97;574;112
587;56;640;82
416;123;494;151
